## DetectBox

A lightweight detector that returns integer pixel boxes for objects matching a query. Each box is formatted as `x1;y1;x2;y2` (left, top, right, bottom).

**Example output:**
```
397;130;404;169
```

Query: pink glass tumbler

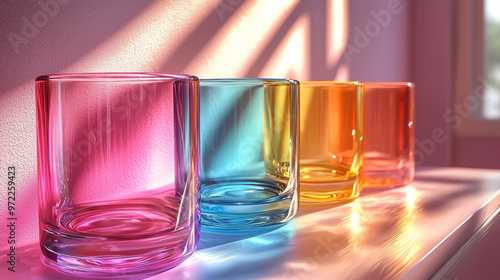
36;73;200;276
364;82;415;188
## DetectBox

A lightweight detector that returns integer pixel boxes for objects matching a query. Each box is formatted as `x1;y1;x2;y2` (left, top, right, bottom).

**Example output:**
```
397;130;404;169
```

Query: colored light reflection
279;184;424;279
155;223;296;280
345;201;366;251
344;185;423;279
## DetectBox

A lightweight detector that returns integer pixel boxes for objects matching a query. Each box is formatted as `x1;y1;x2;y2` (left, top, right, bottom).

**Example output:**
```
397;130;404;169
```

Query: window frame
454;0;500;137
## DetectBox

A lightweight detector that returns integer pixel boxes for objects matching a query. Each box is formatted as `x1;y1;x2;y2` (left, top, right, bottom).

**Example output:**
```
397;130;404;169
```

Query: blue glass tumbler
199;79;299;231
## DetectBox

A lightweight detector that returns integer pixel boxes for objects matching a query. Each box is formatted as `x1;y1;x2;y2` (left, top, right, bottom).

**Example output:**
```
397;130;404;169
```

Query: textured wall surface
0;0;411;244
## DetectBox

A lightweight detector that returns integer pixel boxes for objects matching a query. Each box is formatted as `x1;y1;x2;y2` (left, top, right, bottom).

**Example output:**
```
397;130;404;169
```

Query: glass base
299;165;362;203
40;200;197;277
364;167;414;188
200;180;297;231
300;179;362;204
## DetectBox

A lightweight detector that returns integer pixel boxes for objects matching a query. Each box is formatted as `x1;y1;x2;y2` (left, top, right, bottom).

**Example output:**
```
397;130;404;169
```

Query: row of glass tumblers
36;74;414;277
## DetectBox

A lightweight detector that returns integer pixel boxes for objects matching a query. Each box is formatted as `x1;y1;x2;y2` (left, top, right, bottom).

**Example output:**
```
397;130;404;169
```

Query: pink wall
410;0;500;169
411;0;454;167
1;0;411;244
455;137;500;169
347;0;411;82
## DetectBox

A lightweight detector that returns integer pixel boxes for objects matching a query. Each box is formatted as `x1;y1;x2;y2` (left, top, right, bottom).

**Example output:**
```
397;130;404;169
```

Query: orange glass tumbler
299;82;364;203
364;82;414;188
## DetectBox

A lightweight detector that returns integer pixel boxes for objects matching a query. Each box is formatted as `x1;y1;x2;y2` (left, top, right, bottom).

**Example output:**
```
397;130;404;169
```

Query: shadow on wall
155;0;351;80
0;0;362;93
0;0;156;95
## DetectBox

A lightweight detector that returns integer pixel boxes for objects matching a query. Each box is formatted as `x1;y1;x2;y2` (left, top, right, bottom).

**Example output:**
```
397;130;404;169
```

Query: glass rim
200;78;298;86
36;73;198;82
300;81;362;87
363;82;414;88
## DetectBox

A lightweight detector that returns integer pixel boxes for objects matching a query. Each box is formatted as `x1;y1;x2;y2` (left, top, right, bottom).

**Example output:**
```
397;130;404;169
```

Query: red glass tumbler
364;82;415;188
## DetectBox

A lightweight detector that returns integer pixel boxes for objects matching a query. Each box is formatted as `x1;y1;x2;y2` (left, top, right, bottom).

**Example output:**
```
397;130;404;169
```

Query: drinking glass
299;81;364;203
199;79;299;230
363;82;415;188
36;73;200;276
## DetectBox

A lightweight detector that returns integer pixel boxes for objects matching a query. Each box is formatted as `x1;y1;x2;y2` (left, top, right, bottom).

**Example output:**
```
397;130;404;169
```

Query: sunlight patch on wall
64;0;215;72
327;0;348;69
335;63;349;81
184;0;301;78
258;13;311;80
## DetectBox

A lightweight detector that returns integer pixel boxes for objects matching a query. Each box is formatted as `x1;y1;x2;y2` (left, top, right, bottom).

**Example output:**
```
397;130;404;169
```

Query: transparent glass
200;79;299;231
299;81;364;203
364;82;414;188
36;73;200;276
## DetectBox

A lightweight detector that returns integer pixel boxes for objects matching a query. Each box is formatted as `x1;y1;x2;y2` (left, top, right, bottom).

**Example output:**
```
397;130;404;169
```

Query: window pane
484;0;500;119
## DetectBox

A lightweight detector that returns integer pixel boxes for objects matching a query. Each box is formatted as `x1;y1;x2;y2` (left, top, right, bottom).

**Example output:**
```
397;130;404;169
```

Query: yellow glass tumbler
299;81;364;203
